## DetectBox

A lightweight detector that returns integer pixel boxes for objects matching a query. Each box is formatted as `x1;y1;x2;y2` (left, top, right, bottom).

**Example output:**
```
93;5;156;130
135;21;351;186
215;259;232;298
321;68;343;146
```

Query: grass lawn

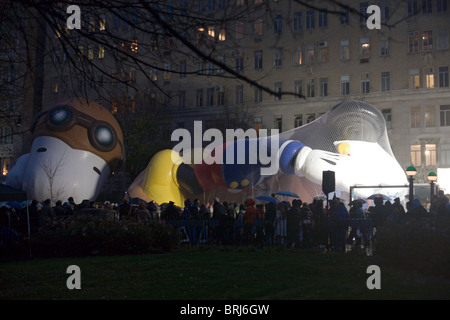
1;247;449;300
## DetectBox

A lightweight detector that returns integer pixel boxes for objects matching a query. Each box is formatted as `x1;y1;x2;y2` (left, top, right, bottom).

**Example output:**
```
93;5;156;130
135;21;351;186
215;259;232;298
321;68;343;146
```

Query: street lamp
406;166;417;204
427;171;437;203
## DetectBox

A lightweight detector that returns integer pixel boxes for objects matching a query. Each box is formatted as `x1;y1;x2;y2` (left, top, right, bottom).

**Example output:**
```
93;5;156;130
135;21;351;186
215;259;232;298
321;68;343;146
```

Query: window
293;46;302;65
438;29;449;50
382;109;392;129
236;21;244;39
360;73;370;94
235;57;244;72
254;117;262;131
422;0;432;13
409;69;420;89
319;78;328;97
208;0;215;12
411;106;421;128
408;31;419;53
196;89;203;107
424;68;435;88
217;55;225;74
306;79;315;98
254;19;263;36
198;0;205;12
340;40;350;60
424;106;435;127
274;117;282;131
317;41;328;63
164;63;172;80
99;16;106;31
437;0;448;12
178;91;186;108
88;46;94;60
294;115;303;127
306;10;315;29
254;87;262;102
306;45;314;64
218;28;226;41
359;2;369;23
439;66;449;87
1;157;11;176
254;50;263;70
274;15;282;34
341;75;350;95
206;61;214;74
216;87;225;106
180;60;186;78
294;80;303;98
440;105;450;126
98;46;105;59
318;9;327;28
375;71;389;93
425;144;437;166
380;0;390;19
380;38;390;56
411;145;421;167
235;85;244;104
208;26;215;39
273;48;283;67
306;113;315;123
150;67;158;81
408;0;418;16
274;81;282;100
360;38;370;59
207;88;215;106
294;12;302;31
340;7;349;24
423;30;433;51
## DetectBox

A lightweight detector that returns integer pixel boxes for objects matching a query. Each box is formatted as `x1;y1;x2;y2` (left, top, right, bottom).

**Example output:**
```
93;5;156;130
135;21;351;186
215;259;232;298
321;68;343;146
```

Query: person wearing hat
6;98;125;204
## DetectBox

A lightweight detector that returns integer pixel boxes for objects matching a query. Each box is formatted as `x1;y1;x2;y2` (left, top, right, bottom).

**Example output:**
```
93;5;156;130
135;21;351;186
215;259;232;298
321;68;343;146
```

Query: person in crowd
136;202;151;220
329;199;349;252
264;202;276;247
40;199;54;224
392;197;406;220
67;197;78;213
161;201;180;220
274;202;287;246
53;200;66;217
287;199;302;248
118;199;131;219
243;198;258;245
300;201;313;248
407;198;429;220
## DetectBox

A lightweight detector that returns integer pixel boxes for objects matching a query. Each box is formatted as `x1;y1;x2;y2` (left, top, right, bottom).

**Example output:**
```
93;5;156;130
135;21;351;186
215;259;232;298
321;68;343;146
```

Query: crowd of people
1;190;449;252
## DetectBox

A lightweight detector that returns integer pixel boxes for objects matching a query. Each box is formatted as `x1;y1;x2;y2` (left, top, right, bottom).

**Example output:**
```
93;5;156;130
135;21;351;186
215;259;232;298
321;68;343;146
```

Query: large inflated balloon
128;100;408;206
6;98;125;203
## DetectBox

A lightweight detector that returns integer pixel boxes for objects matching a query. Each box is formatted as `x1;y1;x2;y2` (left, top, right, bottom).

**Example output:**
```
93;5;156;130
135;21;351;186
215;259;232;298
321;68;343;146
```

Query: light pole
406;166;417;204
427;171;437;204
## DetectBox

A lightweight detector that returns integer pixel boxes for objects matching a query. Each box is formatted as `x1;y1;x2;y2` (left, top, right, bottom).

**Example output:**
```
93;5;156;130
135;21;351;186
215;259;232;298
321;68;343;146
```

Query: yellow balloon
337;142;351;155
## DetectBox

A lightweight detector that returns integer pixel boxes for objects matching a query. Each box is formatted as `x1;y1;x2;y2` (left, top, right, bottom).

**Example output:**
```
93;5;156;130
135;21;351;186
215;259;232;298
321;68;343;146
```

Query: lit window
411;144;421;167
98;46;105;59
425;144;436;166
424;106;435;127
360;38;370;59
409;69;420;89
423;30;433;51
131;40;138;53
424;68;434;88
99;17;106;31
208;26;215;39
218;28;226;41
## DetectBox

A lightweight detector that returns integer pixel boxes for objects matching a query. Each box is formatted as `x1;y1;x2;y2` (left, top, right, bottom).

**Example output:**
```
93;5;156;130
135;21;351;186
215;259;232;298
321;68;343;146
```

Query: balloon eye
94;125;114;147
49;108;71;125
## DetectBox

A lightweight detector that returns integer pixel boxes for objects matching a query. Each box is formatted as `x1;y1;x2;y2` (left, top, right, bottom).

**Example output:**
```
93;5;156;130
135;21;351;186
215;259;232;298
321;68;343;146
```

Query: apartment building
41;0;450;192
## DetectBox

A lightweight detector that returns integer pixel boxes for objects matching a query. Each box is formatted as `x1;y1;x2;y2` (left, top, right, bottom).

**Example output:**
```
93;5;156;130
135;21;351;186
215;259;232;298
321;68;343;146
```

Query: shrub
376;215;450;278
31;215;181;258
